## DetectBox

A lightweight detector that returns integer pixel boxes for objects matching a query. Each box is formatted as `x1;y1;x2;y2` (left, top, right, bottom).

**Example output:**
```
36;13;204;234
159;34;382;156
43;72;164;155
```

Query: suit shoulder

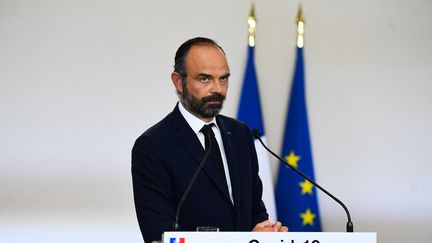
217;114;250;131
134;111;176;146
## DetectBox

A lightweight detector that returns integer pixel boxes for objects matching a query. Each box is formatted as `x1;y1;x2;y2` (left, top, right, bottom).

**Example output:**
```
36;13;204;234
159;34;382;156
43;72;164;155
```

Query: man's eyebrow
195;73;230;79
221;73;231;79
197;73;212;78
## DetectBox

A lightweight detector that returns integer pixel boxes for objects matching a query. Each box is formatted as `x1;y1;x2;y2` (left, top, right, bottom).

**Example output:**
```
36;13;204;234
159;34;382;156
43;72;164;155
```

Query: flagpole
275;5;323;232
248;3;256;47
292;6;354;232
296;5;305;48
237;2;277;222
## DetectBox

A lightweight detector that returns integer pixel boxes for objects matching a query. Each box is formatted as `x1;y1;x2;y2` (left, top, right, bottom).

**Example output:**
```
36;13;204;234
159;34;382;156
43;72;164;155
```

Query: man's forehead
186;45;228;70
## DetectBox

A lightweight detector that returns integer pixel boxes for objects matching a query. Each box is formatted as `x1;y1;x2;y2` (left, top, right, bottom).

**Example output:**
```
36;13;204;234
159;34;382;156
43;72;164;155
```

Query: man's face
177;45;230;120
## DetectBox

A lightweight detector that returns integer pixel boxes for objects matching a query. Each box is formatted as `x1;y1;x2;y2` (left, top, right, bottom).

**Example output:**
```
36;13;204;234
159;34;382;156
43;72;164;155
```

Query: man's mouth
206;100;222;104
202;93;225;105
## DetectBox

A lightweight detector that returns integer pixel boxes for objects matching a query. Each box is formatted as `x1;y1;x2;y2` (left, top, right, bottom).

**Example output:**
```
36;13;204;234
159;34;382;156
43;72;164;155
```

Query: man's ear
171;72;184;94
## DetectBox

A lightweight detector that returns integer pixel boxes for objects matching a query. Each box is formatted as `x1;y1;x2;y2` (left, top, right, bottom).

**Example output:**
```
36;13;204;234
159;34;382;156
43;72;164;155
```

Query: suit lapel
217;117;241;208
172;106;205;164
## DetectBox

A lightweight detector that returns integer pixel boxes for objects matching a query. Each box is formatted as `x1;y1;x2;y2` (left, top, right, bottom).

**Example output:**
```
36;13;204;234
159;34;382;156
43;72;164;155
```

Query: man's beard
181;85;226;119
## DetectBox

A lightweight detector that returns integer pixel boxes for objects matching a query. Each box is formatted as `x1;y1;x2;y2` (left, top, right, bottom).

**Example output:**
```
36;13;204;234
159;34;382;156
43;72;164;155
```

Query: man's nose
211;80;223;93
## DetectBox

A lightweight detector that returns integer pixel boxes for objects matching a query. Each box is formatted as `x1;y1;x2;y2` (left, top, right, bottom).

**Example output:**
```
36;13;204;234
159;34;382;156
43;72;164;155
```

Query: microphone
173;131;213;231
252;129;354;232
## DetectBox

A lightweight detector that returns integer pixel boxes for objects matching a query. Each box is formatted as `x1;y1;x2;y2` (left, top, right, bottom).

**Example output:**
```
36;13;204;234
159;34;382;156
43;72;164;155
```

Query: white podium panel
163;232;376;243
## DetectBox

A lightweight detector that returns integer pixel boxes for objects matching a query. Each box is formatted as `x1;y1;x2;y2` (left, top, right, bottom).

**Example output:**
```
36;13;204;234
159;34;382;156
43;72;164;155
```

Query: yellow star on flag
285;151;301;168
299;179;313;195
300;208;316;226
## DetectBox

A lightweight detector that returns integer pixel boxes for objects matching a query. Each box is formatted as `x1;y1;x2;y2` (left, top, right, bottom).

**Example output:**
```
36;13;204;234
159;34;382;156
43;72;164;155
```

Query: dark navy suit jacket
132;105;268;242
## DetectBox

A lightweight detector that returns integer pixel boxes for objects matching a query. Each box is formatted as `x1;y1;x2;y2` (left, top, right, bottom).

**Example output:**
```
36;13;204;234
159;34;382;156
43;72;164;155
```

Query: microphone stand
173;132;212;231
252;129;353;232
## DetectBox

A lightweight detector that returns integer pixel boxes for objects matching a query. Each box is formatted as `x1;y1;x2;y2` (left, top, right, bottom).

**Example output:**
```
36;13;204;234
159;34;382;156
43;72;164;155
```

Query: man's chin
206;104;223;109
200;106;223;118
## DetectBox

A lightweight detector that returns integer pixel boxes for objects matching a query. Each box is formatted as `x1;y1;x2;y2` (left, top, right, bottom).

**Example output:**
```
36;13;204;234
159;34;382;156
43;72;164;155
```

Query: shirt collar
178;102;218;134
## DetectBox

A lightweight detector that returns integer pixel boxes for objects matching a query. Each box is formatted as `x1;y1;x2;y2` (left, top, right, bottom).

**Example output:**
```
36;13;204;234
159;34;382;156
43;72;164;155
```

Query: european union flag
275;47;322;231
237;46;276;222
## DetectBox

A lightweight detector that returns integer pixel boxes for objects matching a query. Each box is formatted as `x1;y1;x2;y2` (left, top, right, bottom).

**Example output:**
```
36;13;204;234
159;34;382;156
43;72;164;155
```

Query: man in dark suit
132;37;287;243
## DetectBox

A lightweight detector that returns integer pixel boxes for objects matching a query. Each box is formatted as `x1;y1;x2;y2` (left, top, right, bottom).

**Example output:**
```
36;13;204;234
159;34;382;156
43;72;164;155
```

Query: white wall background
1;0;431;242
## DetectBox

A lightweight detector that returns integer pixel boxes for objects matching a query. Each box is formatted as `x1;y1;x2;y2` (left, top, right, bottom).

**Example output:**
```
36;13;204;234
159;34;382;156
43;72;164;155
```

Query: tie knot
201;124;215;137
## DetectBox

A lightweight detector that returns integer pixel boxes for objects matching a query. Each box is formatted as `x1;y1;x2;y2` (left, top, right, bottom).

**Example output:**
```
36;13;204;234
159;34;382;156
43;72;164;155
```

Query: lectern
163;232;376;243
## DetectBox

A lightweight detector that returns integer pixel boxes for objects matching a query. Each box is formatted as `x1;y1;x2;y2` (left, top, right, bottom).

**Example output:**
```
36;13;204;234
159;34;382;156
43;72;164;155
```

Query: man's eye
220;77;229;82
200;77;210;82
